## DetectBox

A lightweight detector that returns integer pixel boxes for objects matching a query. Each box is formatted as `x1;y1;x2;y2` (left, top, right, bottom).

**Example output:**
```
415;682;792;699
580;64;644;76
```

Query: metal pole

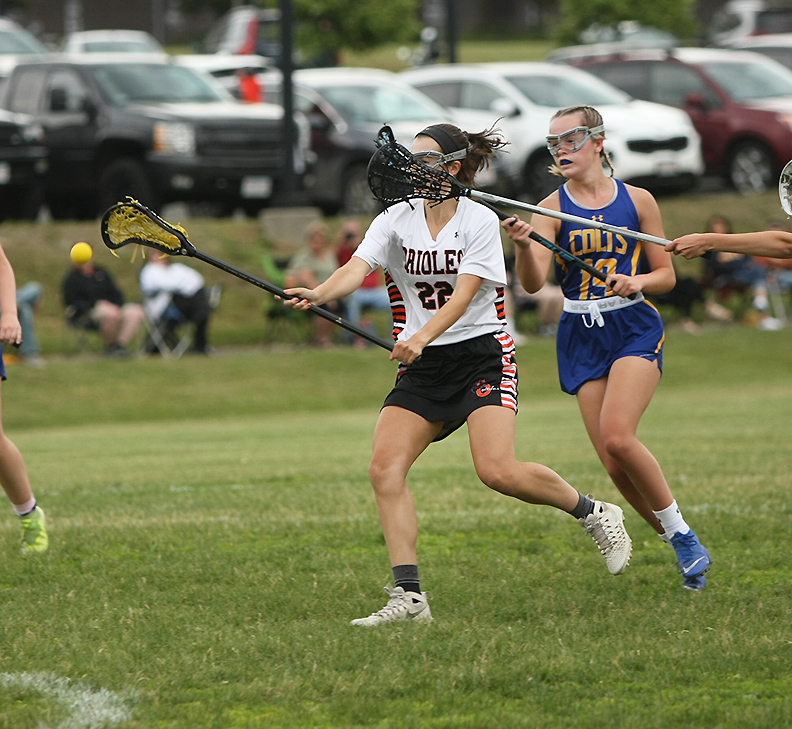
151;0;166;44
446;0;457;63
279;0;297;200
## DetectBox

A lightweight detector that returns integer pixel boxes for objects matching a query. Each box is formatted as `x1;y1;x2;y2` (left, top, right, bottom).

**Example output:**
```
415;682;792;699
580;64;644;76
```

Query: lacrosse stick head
101;199;194;256
780;159;792;216
367;125;465;206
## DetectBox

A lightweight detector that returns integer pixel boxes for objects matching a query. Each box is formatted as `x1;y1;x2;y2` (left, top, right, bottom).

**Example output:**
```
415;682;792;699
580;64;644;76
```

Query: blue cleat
682;573;707;591
670;529;711;580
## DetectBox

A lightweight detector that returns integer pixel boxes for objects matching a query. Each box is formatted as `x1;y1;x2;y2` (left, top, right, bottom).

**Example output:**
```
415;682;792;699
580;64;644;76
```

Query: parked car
61;30;167;58
0;17;49;89
0;108;47;220
401;62;704;200
720;32;792;70
174;54;273;100
255;66;507;215
0;55;310;218
201;5;283;60
550;45;792;193
709;0;792;45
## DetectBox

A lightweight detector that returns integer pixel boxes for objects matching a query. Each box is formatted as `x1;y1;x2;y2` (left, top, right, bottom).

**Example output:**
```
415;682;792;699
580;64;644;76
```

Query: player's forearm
669;231;792;259
514;246;550;294
311;260;368;305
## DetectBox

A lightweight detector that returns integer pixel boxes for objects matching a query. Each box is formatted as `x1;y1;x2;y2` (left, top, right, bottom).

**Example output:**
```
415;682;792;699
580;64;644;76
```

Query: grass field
0;323;790;728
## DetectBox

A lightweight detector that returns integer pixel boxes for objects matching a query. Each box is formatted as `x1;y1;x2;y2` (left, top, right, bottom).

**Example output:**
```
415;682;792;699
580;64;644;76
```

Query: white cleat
350;584;433;626
580;500;632;575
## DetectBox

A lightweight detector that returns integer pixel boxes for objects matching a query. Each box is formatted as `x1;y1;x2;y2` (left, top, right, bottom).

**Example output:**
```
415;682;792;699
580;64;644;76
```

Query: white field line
0;672;132;729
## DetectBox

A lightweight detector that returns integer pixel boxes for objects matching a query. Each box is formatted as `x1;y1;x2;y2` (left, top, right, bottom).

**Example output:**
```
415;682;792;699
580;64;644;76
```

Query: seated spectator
335;219;391;346
702;215;782;330
504;254;562;341
0;281;45;367
62;254;144;357
638;250;729;334
139;253;213;355
286;221;342;347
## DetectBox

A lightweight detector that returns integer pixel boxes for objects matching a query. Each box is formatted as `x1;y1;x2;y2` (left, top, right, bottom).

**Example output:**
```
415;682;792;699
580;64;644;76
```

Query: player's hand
501;215;534;249
0;314;22;347
606;273;641;298
282;287;317;311
391;337;425;365
666;234;712;259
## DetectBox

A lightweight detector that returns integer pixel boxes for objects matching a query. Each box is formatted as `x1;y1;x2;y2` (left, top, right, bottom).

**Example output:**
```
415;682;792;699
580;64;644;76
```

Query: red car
550;45;792;193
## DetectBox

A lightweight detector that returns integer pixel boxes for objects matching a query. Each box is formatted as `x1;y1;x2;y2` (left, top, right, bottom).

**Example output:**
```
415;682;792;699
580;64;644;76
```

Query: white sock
653;500;690;538
13;496;36;517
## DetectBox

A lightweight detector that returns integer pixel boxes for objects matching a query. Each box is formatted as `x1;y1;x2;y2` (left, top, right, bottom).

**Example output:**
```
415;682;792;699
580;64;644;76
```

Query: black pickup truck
0;55;309;218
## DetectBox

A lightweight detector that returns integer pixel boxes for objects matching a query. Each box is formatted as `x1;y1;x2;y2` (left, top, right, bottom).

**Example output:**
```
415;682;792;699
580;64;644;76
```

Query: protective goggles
546;125;605;156
411;146;470;168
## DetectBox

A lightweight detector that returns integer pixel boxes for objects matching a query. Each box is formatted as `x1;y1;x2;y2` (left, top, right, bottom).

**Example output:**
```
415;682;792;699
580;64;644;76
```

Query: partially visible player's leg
351;406;439;627
576;373;664;533
0;385;47;555
467;405;631;575
579;358;710;586
368;405;440;567
467;405;579;509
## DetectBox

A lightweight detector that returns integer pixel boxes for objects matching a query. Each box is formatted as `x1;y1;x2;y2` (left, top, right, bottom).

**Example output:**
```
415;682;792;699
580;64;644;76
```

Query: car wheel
728;141;774;194
342;163;382;216
524;151;562;202
98;158;158;213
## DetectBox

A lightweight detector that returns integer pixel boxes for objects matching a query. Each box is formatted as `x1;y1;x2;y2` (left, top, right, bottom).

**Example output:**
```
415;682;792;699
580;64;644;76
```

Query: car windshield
318;83;444;124
699;59;792;101
505;72;630;107
90;63;224;104
0;28;47;54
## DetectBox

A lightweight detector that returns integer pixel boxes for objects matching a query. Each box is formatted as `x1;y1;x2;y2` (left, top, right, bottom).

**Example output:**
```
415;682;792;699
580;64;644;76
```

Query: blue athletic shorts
0;345;6;381
557;301;664;395
383;330;518;441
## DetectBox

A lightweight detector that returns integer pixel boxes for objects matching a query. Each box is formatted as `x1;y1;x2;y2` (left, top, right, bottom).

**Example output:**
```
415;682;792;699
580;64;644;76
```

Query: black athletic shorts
383;330;518;441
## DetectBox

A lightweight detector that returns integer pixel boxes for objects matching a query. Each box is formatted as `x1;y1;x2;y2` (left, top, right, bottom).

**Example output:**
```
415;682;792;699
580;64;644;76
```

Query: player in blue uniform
503;105;711;591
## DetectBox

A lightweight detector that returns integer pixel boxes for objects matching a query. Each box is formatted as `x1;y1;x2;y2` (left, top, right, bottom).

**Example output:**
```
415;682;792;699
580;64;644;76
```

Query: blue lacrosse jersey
554;179;665;395
554;179;643;300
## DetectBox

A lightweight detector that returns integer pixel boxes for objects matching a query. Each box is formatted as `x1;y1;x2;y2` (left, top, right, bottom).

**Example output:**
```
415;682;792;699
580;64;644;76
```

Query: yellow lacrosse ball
70;242;93;264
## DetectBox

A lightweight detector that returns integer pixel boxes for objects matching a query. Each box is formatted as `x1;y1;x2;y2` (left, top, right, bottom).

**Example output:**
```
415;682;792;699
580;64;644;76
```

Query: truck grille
197;122;287;164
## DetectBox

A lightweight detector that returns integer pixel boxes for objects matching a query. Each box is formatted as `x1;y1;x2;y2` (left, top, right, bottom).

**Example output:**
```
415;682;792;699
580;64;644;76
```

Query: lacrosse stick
100;199;395;352
368;125;672;249
475;198;612;287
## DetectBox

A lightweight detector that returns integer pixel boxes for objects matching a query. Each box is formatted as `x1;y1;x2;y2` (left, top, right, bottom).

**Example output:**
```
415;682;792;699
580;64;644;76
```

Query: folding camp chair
142;285;222;358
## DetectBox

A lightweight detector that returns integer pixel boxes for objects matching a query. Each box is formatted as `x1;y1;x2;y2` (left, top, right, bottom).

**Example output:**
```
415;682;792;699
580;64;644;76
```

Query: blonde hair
305;220;330;241
548;105;614;178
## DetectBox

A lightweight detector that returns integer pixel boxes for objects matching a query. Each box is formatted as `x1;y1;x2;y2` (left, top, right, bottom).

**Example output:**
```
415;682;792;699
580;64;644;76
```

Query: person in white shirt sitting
140;253;212;354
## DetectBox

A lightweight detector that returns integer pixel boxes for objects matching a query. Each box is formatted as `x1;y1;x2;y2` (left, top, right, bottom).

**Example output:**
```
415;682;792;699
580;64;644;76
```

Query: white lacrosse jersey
354;198;507;346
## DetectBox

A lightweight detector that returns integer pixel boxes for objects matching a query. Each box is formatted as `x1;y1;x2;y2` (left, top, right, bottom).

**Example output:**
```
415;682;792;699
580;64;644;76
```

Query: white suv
400;62;704;201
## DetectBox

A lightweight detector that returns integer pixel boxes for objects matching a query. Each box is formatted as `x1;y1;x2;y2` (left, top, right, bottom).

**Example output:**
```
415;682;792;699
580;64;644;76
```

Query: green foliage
295;0;420;59
553;0;699;45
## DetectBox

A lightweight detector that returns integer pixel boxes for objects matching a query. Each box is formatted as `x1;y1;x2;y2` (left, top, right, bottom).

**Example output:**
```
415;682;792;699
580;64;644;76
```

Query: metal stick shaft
189;249;395;352
469;190;671;248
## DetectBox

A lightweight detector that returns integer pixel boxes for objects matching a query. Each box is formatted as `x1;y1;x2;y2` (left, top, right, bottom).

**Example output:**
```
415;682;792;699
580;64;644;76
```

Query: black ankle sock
393;564;421;595
569;492;595;520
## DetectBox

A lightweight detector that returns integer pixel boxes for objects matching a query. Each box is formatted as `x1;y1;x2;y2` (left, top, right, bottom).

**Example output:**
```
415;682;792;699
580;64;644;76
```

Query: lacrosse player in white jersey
284;123;632;626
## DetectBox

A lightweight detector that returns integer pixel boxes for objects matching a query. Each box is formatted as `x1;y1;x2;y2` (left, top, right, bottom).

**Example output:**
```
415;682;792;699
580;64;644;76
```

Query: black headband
416;125;465;154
